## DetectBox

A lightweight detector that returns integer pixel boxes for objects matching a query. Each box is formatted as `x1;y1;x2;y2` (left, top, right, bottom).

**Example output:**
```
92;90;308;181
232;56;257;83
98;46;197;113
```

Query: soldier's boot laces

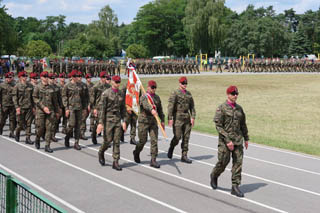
130;138;137;145
74;141;82;150
64;134;70;148
9;131;15;138
181;155;192;164
98;151;105;166
133;150;140;163
210;174;218;190
112;160;122;171
25;136;34;145
45;145;53;153
35;137;40;149
231;185;244;198
150;158;160;168
167;146;174;159
91;132;97;145
15;131;20;142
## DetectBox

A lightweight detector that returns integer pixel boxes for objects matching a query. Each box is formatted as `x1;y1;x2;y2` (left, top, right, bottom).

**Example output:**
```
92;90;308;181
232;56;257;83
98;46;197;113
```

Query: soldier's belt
176;110;189;113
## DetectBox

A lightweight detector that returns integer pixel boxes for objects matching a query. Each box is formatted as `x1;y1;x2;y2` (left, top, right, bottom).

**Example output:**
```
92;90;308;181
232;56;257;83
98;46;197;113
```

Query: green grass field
137;74;320;156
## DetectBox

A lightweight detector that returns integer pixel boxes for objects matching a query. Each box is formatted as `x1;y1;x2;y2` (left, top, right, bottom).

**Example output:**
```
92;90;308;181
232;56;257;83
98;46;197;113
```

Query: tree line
1;0;320;59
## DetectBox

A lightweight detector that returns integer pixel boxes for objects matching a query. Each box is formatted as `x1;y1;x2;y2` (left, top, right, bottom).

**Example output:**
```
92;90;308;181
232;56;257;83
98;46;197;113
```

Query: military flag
126;66;141;115
40;58;48;69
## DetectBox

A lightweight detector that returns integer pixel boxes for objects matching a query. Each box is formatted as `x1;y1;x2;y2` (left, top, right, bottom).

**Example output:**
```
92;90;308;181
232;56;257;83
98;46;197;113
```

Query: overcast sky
2;0;320;24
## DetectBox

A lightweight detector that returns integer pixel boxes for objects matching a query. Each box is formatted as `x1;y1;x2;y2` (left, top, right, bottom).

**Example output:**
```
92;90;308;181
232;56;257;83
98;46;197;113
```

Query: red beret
5;72;14;78
85;73;91;79
226;86;238;94
148;80;157;87
48;73;56;79
29;72;38;79
99;71;107;78
112;75;121;82
18;71;27;78
70;70;78;77
59;73;66;78
179;76;187;83
68;73;72;78
40;71;49;78
77;71;82;77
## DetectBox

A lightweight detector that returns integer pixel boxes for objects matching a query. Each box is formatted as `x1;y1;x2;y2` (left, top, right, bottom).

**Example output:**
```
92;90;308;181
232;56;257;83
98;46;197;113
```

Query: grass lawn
136;74;320;157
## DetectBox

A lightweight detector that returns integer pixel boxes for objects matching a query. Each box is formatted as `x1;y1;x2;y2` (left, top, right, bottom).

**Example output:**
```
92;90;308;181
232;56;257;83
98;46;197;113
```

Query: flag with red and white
40;58;48;69
126;66;141;115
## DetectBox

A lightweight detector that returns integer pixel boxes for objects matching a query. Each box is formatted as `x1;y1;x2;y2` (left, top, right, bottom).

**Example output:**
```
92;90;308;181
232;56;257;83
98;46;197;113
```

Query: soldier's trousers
90;113;94;131
127;113;137;139
36;112;55;146
136;122;158;158
80;109;89;134
59;107;67;132
16;108;33;137
211;142;244;186
170;119;192;155
99;121;121;160
0;106;16;133
66;110;81;140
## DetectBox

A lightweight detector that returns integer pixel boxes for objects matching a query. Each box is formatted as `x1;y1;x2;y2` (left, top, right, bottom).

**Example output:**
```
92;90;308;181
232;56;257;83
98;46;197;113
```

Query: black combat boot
167;146;174;159
133;150;140;163
25;136;34;145
9;131;15;138
112;160;122;171
150;158;160;168
15;131;20;142
181;155;192;164
98;151;105;166
0;128;2;135
91;132;97;144
35;137;40;149
130;138;137;145
64;133;70;148
231;185;244;198
210;174;218;189
45;145;53;153
74;141;82;150
120;132;124;142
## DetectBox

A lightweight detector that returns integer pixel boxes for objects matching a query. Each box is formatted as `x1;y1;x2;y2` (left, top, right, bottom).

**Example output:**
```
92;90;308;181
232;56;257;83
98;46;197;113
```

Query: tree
126;44;148;58
289;27;312;57
25;40;52;58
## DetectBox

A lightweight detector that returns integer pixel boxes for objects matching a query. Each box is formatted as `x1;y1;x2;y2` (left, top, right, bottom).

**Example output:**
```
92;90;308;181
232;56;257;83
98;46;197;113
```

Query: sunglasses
115;81;121;84
6;77;13;79
42;75;48;78
151;86;157;89
181;81;188;85
230;92;239;96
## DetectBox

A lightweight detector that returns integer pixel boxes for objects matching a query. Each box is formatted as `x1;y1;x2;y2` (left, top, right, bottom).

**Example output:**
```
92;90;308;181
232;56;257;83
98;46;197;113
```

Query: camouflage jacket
214;101;249;145
33;82;59;113
90;81;110;109
0;81;15;107
62;81;86;111
98;88;126;124
78;81;89;109
167;89;196;121
138;93;164;124
12;82;34;109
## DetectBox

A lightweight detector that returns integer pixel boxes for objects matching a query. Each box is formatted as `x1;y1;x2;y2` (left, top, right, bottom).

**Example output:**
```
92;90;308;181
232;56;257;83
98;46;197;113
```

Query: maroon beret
5;72;14;78
179;76;187;83
85;73;91;79
77;71;82;77
148;80;157;87
29;72;38;79
18;71;27;78
112;75;121;82
59;73;66;78
99;71;107;78
226;86;238;94
70;70;78;77
40;71;49;78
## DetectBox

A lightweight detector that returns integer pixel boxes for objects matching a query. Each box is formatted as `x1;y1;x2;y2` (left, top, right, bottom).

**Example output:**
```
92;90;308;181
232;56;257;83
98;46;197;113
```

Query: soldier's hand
93;109;98;117
97;124;104;134
245;141;249;150
32;108;36;115
56;113;60;119
88;106;91;112
43;107;50;114
65;110;70;118
151;109;157;116
16;107;21;115
227;141;234;151
122;122;127;132
168;120;173;127
127;109;132;114
191;118;195;127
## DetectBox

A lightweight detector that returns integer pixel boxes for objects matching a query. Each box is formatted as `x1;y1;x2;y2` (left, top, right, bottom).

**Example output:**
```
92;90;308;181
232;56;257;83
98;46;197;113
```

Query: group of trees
1;0;320;58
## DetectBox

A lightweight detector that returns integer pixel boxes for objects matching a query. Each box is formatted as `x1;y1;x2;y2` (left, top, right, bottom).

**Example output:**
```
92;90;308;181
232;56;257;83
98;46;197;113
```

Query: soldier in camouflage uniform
167;76;196;163
133;80;165;168
58;73;67;133
84;73;94;134
96;75;127;171
90;72;111;144
62;70;85;150
33;71;59;152
210;86;249;198
77;71;90;140
13;71;35;144
0;72;16;137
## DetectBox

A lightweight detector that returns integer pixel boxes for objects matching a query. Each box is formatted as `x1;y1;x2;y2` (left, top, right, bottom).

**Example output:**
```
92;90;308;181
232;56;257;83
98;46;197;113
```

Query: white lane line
164;127;320;161
184;141;320;176
0;136;187;213
143;144;320;197
0;164;85;213
58;139;287;213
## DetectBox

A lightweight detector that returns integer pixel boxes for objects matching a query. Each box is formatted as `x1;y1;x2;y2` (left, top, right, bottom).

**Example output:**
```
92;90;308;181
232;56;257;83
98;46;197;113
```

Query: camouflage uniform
0;80;16;136
12;81;35;143
33;81;59;151
210;101;249;187
79;80;90;139
167;88;196;161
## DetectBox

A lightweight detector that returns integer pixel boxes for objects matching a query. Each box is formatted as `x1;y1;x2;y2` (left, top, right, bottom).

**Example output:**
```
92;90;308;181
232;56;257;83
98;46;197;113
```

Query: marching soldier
96;75;127;171
12;71;35;144
210;86;249;198
78;71;90;140
29;73;39;86
58;73;67;133
0;72;16;137
167;76;196;164
133;80;165;168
